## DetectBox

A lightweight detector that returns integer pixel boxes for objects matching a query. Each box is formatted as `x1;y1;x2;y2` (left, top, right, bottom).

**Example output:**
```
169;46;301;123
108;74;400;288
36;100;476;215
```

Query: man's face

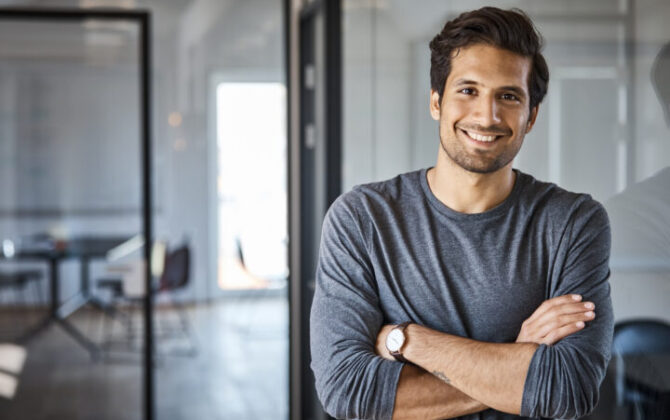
430;43;538;174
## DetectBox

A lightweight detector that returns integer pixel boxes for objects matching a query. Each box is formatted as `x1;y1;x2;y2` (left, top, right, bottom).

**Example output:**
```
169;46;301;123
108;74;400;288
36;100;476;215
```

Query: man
310;7;613;420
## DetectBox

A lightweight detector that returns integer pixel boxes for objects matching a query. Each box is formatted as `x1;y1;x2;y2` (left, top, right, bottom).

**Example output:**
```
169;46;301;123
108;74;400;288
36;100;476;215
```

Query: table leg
57;318;101;360
81;256;132;325
80;255;89;294
20;256;101;360
50;257;59;316
18;257;59;341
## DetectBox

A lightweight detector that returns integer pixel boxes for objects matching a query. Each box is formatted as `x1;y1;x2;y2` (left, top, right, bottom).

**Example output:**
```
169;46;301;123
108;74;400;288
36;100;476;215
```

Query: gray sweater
310;168;613;420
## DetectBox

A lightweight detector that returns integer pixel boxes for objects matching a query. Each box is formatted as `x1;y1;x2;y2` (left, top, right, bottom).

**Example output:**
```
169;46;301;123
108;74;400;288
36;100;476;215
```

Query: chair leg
15;285;27;337
0;287;8;338
99;298;136;353
176;303;197;356
158;299;197;357
129;308;140;348
28;281;38;327
101;305;109;347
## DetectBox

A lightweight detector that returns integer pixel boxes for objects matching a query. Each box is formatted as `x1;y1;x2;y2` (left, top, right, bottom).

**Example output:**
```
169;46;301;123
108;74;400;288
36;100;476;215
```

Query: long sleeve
521;199;614;419
310;195;403;420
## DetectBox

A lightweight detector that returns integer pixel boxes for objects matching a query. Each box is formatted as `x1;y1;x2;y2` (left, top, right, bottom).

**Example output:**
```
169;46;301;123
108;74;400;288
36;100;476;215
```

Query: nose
473;93;501;125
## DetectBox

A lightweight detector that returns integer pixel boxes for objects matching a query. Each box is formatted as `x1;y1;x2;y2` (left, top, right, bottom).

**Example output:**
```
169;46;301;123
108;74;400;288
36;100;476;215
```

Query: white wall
343;1;412;191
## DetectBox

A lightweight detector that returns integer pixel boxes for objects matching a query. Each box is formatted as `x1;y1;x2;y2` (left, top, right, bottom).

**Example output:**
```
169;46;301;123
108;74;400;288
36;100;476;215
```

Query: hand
375;324;397;361
516;294;596;345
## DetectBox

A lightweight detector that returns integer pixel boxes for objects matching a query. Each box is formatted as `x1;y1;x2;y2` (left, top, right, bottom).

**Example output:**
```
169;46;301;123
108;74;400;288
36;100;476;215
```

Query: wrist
403;323;423;362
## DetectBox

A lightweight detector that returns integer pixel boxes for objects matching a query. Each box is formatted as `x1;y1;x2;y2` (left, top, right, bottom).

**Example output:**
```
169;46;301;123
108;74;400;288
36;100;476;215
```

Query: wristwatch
385;322;411;362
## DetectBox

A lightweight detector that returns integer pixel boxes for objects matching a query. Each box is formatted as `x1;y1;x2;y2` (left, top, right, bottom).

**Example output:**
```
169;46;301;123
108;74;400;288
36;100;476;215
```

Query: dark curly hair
429;7;549;111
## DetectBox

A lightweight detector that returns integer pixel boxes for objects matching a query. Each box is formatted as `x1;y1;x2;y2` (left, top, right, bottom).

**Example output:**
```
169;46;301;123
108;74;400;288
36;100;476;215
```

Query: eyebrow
453;78;528;100
500;85;528;100
453;78;478;87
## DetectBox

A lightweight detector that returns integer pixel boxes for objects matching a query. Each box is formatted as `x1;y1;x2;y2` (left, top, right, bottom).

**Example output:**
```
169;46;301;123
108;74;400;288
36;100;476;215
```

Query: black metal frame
283;1;295;419
0;8;154;420
323;0;342;205
289;0;341;419
298;12;317;420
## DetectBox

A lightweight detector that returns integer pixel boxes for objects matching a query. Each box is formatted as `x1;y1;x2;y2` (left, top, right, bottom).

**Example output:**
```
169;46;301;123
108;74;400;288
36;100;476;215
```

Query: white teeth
466;131;497;142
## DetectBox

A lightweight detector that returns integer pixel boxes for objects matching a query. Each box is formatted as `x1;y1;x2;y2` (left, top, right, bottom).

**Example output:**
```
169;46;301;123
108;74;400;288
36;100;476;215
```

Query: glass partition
154;0;288;418
0;1;289;419
0;15;144;419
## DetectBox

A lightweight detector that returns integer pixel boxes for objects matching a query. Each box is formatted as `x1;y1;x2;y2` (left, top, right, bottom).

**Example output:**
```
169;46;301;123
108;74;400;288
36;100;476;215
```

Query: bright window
216;82;287;290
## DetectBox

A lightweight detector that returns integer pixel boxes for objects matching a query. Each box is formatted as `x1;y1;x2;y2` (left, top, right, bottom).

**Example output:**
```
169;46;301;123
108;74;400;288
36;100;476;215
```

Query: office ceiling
0;0;194;64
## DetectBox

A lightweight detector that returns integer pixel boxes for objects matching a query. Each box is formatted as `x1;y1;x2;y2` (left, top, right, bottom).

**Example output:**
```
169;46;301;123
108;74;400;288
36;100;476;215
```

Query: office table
10;236;131;359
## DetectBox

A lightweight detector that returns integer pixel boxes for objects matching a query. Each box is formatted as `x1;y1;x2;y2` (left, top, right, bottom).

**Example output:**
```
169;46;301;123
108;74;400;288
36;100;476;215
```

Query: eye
501;93;519;101
459;87;475;95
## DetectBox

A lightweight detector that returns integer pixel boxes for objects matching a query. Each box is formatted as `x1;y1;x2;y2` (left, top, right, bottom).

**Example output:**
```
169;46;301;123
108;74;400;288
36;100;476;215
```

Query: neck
427;150;517;214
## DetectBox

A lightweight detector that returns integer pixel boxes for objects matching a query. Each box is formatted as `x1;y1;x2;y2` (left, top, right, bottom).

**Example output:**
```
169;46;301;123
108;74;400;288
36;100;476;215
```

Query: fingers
525;294;583;324
535;310;595;339
532;301;596;333
517;294;597;345
541;320;587;345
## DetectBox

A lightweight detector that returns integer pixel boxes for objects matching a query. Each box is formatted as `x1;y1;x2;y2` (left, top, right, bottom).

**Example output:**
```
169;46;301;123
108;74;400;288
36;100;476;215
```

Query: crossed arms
376;294;597;419
310;196;614;420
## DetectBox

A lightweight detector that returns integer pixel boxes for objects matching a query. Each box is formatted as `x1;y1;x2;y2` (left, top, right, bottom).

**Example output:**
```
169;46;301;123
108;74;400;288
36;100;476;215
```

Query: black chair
97;244;196;357
0;269;43;338
612;319;670;420
0;270;42;301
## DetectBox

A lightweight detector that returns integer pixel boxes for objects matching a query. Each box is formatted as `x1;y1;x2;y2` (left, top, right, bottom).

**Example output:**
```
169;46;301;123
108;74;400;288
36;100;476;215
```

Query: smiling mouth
460;129;502;143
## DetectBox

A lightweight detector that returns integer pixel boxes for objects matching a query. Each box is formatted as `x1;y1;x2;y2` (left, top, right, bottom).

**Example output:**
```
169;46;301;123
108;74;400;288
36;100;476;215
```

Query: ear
525;106;539;133
430;89;441;121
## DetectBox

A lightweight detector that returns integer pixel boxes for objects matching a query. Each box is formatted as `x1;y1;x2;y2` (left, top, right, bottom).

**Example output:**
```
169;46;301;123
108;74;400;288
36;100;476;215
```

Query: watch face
386;328;405;352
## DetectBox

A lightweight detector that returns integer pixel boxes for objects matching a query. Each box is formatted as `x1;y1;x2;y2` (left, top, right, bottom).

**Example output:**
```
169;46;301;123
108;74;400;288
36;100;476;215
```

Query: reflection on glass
607;41;670;270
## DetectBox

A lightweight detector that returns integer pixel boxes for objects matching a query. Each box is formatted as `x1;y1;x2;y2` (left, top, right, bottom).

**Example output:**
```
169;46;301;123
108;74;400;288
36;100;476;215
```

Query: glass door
0;9;150;420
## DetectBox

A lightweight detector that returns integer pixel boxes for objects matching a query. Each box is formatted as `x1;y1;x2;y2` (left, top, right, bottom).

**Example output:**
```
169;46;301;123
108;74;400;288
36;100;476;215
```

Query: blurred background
0;0;667;419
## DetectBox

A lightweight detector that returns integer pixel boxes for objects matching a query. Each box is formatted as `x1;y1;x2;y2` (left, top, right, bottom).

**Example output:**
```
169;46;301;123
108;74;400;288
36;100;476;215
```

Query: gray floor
0;293;289;420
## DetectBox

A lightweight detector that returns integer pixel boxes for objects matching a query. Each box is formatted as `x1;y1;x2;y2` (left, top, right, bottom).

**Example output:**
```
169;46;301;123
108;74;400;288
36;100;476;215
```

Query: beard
440;125;523;174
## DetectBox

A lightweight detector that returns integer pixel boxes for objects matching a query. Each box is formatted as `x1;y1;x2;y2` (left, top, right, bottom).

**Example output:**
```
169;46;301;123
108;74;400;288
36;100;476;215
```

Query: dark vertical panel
324;0;342;206
284;0;294;417
299;13;318;420
139;11;154;420
294;1;340;419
